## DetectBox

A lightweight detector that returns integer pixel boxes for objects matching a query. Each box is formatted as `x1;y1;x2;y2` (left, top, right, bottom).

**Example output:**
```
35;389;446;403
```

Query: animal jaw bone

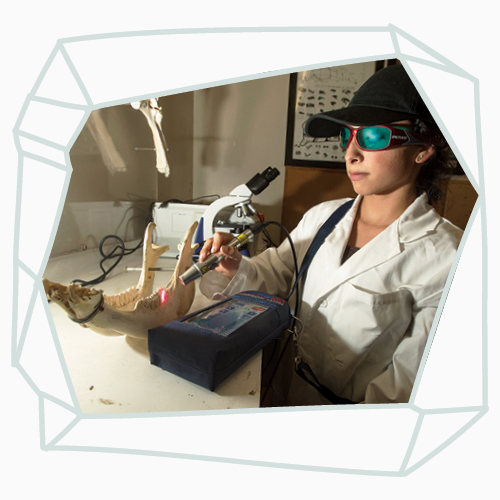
43;221;199;339
107;221;169;312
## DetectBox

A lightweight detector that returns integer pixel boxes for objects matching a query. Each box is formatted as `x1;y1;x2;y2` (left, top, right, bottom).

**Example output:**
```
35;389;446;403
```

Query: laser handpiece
179;223;268;285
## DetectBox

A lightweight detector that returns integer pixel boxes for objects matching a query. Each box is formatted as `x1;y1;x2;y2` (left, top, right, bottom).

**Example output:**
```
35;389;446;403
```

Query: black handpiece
179;223;268;285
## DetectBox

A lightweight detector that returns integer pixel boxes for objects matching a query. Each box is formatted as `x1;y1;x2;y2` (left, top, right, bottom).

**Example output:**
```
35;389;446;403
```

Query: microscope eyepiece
246;167;280;195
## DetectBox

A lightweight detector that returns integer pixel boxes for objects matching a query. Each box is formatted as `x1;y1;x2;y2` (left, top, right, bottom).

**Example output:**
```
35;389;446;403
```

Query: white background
2;2;496;498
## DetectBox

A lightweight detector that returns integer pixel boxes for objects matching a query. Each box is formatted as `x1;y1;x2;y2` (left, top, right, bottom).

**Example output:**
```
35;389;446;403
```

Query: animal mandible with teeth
43;221;199;339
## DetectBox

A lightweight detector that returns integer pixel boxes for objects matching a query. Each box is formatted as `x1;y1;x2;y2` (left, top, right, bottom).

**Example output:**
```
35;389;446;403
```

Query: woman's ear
415;145;436;164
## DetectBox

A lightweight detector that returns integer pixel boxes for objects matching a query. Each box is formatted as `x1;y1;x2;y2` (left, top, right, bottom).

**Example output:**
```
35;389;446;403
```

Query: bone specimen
43;221;199;339
131;99;170;177
86;109;127;175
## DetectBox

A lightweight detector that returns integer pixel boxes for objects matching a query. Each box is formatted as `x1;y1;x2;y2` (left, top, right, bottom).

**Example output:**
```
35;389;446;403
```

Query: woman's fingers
220;244;242;262
199;238;214;262
198;233;243;280
199;232;235;261
216;245;242;279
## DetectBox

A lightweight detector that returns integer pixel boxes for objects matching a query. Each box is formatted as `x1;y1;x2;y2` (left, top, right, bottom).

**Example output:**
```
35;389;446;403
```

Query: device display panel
182;299;268;337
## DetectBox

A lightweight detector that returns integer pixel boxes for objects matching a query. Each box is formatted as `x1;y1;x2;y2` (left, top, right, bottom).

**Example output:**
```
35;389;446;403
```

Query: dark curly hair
412;119;456;205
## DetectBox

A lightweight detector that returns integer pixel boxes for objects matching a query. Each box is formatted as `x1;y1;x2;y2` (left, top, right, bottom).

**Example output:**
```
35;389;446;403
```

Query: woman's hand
199;232;243;280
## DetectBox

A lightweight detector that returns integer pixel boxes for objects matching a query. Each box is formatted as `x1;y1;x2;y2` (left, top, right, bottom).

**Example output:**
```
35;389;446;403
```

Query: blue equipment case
148;291;291;391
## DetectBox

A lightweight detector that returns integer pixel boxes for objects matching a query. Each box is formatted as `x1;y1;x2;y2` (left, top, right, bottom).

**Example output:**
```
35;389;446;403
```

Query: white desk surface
43;247;261;414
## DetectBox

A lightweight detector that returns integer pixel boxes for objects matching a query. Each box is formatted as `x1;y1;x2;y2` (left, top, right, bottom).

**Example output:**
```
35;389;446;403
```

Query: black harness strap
296;361;355;405
287;199;354;300
290;199;356;405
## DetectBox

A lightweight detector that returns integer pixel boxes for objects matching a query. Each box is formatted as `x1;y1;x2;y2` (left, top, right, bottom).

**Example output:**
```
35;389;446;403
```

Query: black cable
262;222;300;318
183;194;220;204
71;202;156;287
71;235;143;287
145;201;156;224
260;334;293;406
74;196;220;287
261;227;278;248
158;199;183;208
158;194;220;209
257;221;300;406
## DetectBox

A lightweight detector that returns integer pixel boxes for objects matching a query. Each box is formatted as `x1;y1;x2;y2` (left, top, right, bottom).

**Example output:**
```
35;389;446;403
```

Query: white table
43;247;262;414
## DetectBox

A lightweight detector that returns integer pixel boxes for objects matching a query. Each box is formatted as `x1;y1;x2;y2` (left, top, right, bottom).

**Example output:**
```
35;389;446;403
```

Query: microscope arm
202;167;280;241
202;183;253;240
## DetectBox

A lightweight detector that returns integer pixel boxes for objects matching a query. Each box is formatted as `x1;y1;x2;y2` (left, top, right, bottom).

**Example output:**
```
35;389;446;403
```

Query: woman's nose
344;140;362;164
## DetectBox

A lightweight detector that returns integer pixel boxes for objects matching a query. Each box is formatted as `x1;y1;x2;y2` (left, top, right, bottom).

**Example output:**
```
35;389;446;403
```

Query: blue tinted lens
340;127;351;148
358;127;391;150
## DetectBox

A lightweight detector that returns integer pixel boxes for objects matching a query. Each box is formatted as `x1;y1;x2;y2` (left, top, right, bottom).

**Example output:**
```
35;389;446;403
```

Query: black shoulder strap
287;198;356;405
287;199;354;300
296;361;355;404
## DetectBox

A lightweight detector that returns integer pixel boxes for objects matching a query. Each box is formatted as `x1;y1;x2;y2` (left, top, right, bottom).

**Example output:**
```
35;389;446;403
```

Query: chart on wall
285;61;382;169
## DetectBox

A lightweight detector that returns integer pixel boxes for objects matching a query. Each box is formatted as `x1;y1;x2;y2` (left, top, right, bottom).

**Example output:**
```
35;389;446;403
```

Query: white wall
51;74;290;257
193;75;290;241
52;105;160;257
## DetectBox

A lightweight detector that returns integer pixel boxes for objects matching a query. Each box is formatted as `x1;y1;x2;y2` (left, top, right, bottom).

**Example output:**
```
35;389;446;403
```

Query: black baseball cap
304;64;436;138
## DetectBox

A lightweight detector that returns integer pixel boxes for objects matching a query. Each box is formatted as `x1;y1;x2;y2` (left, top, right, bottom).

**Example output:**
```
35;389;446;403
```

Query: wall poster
285;60;395;169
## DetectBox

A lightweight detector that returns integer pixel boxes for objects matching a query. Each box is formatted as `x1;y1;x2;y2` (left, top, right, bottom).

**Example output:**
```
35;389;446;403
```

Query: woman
199;64;463;405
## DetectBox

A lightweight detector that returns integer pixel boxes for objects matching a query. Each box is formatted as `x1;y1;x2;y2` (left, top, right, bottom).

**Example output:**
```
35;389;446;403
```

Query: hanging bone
86;109;127;175
131;99;170;177
43;221;199;339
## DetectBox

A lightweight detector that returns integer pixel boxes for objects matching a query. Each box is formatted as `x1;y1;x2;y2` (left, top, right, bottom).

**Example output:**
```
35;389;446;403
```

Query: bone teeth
135;289;163;310
43;220;198;338
104;286;140;309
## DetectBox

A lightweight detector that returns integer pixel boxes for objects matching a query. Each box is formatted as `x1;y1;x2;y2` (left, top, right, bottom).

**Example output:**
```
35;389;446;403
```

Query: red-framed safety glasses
340;125;441;151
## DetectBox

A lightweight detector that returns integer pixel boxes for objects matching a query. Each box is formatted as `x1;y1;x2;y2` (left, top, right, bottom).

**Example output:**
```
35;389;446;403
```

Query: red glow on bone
159;288;168;305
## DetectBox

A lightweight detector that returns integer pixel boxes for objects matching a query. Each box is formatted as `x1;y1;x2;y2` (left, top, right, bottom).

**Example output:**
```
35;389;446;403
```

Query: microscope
201;166;280;241
152;167;280;259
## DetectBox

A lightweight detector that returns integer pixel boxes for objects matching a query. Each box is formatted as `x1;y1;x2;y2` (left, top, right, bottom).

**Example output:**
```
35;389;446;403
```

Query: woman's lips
349;172;368;181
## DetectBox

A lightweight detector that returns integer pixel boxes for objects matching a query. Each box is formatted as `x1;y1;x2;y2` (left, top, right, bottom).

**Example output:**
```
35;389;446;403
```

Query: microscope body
202;167;280;241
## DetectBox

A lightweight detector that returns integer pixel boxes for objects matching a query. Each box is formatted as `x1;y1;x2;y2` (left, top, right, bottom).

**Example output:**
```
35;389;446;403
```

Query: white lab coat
200;194;463;405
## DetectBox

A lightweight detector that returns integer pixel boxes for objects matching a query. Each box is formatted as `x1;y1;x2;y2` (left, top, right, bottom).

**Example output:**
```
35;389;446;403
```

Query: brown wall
282;166;477;234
